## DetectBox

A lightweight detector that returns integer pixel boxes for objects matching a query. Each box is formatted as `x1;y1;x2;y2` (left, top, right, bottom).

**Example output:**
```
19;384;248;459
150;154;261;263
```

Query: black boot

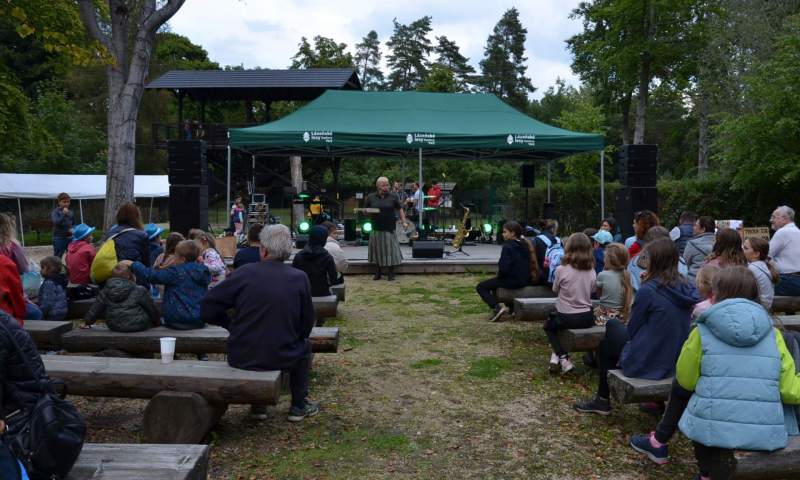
373;266;382;280
387;266;395;281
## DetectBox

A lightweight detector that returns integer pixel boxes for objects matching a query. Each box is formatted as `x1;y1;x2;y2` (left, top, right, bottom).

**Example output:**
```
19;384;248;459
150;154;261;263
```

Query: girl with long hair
704;227;747;268
476;221;534;322
743;236;780;309
594;243;632;326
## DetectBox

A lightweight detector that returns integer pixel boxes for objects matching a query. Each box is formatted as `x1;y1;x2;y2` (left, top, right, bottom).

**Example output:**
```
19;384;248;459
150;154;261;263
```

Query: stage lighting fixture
482;223;493;234
362;221;373;234
298;221;311;233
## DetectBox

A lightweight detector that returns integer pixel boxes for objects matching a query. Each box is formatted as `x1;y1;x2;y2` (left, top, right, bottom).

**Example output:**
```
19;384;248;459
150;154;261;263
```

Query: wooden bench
732;436;800;479
496;285;554;305
512;298;599;321
313;295;338;325
68;298;161;320
23;320;73;349
607;369;672;403
773;296;800;314
45;355;280;443
69;443;209;480
557;326;606;352
61;325;339;354
331;283;346;302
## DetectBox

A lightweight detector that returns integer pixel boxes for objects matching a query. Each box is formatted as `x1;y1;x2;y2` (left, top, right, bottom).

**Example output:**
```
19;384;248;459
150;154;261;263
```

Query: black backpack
0;321;85;480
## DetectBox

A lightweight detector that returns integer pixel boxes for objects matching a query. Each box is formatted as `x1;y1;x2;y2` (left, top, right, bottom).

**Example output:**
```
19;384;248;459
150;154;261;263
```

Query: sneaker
559;355;574;374
574;396;611;415
196;353;209;361
249;404;268;421
582;352;597;368
639;401;665;416
630;432;669;465
548;352;559;372
387;269;396;281
287;400;320;422
489;304;509;322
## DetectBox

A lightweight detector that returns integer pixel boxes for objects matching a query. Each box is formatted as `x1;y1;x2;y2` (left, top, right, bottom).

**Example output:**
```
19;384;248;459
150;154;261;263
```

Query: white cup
160;337;176;364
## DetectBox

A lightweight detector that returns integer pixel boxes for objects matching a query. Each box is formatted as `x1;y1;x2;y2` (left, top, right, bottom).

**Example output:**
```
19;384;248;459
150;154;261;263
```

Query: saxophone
451;205;470;249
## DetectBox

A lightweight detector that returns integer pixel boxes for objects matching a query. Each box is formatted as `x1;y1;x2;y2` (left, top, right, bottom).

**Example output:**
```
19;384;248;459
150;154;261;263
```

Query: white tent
0;174;169;199
0;174;169;246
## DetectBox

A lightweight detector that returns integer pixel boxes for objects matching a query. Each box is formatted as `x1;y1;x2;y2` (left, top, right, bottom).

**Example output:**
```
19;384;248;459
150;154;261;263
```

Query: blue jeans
25;302;43;320
775;274;800;296
53;236;70;258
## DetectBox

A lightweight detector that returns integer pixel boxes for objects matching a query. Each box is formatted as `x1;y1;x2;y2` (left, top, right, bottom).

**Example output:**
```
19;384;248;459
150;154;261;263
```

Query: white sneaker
548;353;559;373
559;356;574;374
490;304;510;322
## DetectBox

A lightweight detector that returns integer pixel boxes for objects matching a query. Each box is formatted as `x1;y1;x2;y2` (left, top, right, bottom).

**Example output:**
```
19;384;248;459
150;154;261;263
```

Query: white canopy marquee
0;174;169;199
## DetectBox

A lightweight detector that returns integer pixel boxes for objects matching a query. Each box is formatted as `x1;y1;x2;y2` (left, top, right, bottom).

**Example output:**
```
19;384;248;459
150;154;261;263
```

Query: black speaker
542;203;557;220
168;185;208;235
615;187;658;239
344;219;356;242
520;164;535;188
295;234;308;249
618;144;657;187
412;240;444;258
168;140;207;185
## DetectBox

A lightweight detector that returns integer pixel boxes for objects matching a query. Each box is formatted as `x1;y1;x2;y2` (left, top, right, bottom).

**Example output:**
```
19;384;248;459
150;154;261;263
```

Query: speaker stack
167;140;209;236
615;144;658;238
412;240;444;258
520;164;535;189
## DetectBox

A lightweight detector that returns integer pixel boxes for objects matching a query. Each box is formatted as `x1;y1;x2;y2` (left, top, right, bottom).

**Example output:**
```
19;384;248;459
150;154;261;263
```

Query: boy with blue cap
144;223;165;267
65;223;98;300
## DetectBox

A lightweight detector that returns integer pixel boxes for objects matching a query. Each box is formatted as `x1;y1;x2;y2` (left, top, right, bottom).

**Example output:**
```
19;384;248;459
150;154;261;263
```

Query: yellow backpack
90;228;135;283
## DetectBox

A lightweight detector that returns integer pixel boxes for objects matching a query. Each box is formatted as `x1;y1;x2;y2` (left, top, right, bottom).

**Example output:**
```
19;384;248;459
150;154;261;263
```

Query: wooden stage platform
338;244;500;274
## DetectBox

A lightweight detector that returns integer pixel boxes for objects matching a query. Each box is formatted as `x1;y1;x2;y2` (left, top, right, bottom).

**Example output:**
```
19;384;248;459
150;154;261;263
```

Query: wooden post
143;391;227;444
290;155;304;229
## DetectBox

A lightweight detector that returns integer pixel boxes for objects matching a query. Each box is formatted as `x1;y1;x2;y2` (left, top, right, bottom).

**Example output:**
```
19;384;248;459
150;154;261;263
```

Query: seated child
37;256;68;321
65;222;98;300
743;237;780;309
593;243;632;326
145;223;165;266
692;265;719;320
123;240;210;330
82;263;160;332
189;229;226;288
591;230;613;274
630;266;800;479
291;225;338;297
153;232;184;270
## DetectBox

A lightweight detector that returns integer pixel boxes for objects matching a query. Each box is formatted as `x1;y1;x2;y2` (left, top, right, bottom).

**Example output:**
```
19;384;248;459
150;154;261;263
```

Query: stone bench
773;296;800;314
69;443;209;480
61;325;339;354
512;298;599;322
313;295;338;326
331;283;345;302
732;436;800;479
496;285;554;305
45;355;280;443
557;326;606;352
607;369;672;404
23;320;73;349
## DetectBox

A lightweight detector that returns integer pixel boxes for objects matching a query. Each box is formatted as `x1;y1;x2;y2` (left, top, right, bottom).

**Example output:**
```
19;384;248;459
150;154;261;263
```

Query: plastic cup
160;337;176;364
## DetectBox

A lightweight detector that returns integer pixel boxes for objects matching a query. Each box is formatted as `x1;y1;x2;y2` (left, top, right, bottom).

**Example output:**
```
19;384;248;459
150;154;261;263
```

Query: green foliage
416;64;459;93
467;356;511;379
478;8;535;110
354;30;384;90
410;358;444;369
291;35;353;69
433;35;475;92
386;16;433;90
554;88;608;185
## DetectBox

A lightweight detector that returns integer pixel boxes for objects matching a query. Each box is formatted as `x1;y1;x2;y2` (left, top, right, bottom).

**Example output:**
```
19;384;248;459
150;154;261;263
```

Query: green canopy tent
228;90;605;225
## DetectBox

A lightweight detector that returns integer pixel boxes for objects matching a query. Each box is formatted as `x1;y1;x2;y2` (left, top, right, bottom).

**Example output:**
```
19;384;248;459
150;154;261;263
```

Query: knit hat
308;225;328;247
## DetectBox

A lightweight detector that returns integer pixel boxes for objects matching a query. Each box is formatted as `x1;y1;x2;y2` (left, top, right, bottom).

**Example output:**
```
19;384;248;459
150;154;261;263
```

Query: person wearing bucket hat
65;223;97;292
592;230;614;274
144;224;165;267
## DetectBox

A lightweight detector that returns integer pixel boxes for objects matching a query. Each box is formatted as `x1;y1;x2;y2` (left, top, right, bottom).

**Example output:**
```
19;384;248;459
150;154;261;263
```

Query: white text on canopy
302;131;333;143
406;133;436;146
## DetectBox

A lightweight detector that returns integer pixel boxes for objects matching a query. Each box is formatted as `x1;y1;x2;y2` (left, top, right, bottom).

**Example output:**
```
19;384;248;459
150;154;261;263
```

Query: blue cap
71;223;96;242
593;230;614;245
144;223;165;240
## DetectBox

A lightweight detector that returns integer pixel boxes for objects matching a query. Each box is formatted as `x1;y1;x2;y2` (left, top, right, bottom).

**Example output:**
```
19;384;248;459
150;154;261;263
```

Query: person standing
769;205;800;296
365;177;408;281
426;180;442;230
51;192;74;258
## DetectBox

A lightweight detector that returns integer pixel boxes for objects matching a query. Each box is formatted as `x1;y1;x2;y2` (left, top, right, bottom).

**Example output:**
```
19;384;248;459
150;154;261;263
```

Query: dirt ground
69;274;697;479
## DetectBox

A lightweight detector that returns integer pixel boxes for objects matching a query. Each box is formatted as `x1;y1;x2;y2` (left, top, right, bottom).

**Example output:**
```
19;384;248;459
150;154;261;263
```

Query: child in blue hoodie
37;256;68;321
630;266;800;479
574;237;699;415
122;240;210;330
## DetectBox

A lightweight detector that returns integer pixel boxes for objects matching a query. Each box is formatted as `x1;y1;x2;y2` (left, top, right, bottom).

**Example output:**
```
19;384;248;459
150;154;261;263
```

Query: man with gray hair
201;224;318;421
770;205;800;296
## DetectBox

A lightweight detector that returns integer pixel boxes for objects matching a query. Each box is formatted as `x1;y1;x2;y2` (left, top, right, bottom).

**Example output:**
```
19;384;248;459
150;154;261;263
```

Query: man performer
426;180;442;231
365;177;408;281
770;205;800;296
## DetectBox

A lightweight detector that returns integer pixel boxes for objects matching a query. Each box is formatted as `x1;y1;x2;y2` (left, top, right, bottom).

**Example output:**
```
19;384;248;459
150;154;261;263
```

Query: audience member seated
201;224;319;422
82;263;160;332
591;230;613;274
0;213;28;274
65;223;98;300
37;256;68;321
628;210;660;257
233;224;263;270
534;219;560;284
692;265;719;320
703;227;747;269
476;221;536;322
321;221;348;284
629;267;800;478
145;223;165;266
0;255;26;323
292;226;338;297
600;217;622;243
105;202;151;286
628;226;676;292
153;232;184;270
669;211;697;256
124;240;210;330
770;205;800;296
189;229;226;288
683;215;716;283
744;237;780;309
574;238;698;415
593;243;632;327
544;233;596;374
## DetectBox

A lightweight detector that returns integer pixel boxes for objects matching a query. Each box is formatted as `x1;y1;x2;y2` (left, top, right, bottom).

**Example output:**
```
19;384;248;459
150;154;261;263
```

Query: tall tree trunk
290;156;304;228
620;91;632;145
633;56;651;145
697;89;710;177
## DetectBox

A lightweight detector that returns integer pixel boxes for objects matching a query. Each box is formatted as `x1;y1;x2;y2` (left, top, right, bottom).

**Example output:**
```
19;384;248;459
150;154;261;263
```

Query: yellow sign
742;227;771;241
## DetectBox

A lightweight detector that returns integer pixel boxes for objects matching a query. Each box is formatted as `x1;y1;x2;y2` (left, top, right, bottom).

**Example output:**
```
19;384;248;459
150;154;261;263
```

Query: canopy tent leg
17;198;24;248
226;140;232;221
600;150;605;221
418;148;423;238
251;155;256;196
148;197;154;224
79;199;84;224
547;160;551;203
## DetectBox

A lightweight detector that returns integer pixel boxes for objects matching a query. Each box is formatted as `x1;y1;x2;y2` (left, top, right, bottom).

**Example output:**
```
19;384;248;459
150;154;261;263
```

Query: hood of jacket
696;298;773;347
300;244;330;260
67;239;91;255
651;280;699;310
45;272;69;289
184;261;212;286
104;277;138;302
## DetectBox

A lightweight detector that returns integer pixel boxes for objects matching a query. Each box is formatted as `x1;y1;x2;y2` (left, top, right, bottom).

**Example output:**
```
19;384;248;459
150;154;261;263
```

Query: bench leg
144;391;228;444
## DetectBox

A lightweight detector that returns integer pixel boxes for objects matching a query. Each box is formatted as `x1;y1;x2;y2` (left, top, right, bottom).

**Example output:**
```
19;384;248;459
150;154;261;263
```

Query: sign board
355;192;363;200
742;227;771;241
716;219;743;230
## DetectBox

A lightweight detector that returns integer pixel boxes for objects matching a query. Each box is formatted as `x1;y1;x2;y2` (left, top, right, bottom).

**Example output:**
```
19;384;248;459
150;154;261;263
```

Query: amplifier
412;240;444;259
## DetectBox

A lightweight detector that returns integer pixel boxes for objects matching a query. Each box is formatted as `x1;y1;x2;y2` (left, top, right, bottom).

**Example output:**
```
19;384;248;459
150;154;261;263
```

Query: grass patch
410;358;444;369
467;356;512;379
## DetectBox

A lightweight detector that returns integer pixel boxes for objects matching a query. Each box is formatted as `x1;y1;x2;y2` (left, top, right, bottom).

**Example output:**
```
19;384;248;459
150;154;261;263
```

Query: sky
168;0;584;99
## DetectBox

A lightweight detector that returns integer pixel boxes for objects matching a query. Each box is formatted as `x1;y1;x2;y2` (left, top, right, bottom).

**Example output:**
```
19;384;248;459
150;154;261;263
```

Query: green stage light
362;221;373;233
482;223;493;234
298;221;311;233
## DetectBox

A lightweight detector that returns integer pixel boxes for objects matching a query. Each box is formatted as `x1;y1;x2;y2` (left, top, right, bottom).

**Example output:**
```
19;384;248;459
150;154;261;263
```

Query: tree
78;0;186;229
417;64;459;93
354;30;384;90
478;8;535;110
291;36;353;69
433;35;475;92
386;16;433;90
528;78;579;124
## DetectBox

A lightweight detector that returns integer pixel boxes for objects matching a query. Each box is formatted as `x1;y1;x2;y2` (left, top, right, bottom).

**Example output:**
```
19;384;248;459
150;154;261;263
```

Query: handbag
0;321;85;480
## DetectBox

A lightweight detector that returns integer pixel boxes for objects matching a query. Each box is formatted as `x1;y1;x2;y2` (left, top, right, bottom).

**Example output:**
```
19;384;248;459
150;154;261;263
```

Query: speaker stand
445;246;470;257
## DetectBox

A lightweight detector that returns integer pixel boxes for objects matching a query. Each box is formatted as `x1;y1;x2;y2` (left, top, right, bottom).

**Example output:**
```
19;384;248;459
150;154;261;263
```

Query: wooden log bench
557;326;606;352
23;320;73;349
607;369;672;403
512;298;599;321
778;315;800;332
67;298;163;320
773;296;800;314
61;325;339;354
45;355;280;444
496;285;554;305
69;443;209;480
313;295;338;326
331;283;345;302
732;436;800;479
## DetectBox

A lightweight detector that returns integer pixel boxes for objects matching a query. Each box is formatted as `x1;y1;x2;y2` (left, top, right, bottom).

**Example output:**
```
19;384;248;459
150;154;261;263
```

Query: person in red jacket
426;180;442;230
0;255;25;324
65;223;98;300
